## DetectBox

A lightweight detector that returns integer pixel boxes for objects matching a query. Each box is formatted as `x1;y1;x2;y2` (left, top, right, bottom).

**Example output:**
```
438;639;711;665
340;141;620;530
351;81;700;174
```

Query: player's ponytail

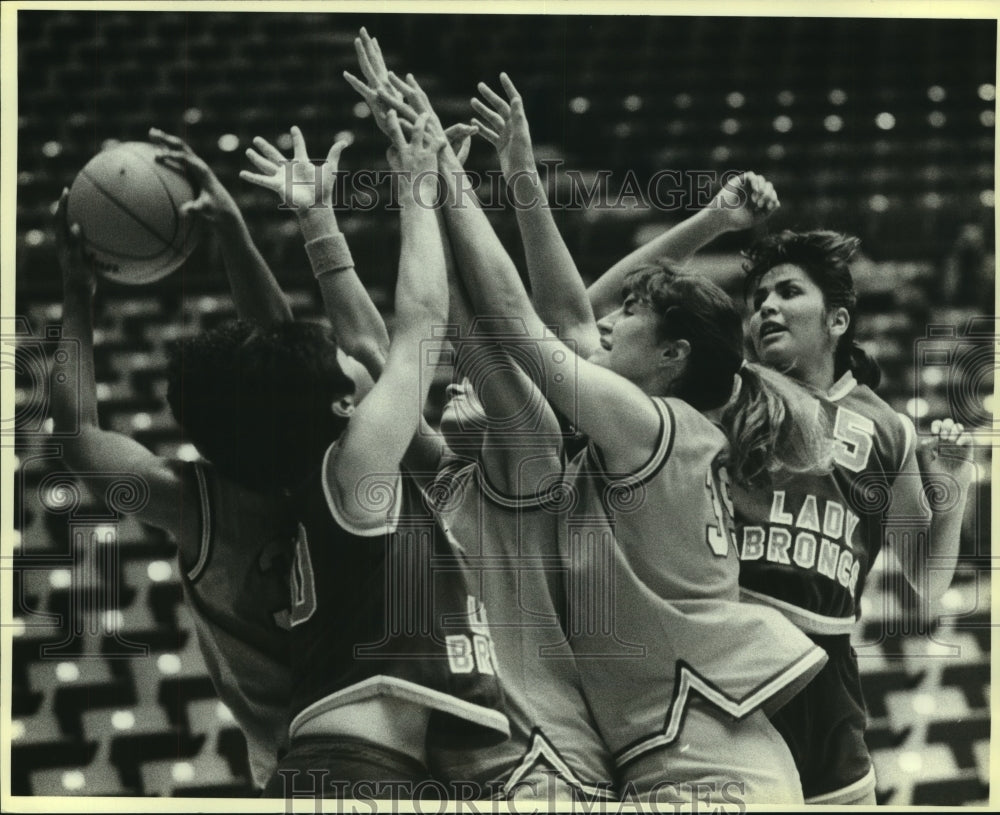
721;362;834;486
625;266;833;486
839;339;881;390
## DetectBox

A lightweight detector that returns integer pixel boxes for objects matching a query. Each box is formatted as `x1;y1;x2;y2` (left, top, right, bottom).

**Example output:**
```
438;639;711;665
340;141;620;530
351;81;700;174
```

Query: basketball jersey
560;397;827;772
427;456;616;801
736;371;923;634
734;372;923;800
286;442;509;750
179;462;296;789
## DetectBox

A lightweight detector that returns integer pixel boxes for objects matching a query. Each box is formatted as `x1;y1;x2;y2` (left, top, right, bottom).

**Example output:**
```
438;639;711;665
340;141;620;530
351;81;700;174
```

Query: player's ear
331;395;355;418
827;306;850;341
659;338;691;366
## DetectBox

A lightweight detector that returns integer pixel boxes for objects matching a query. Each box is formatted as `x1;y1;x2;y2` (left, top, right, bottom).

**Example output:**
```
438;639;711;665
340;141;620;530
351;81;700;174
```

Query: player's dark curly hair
623;266;832;486
166;320;355;493
742;229;881;389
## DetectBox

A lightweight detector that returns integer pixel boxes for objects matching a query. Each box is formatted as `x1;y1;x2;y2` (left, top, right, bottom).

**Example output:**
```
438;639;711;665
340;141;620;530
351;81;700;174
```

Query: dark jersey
734;372;925;801
736;372;923;634
180;462;295;788
286;442;509;750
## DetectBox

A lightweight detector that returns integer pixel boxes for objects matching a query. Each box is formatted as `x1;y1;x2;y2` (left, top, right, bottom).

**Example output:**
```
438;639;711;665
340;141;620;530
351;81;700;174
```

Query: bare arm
587;172;780;319
381;75;661;474
150;128;292;325
348;35;560;486
240;127;389;382
327;113;450;525
894;418;975;602
472;74;600;358
51;194;198;551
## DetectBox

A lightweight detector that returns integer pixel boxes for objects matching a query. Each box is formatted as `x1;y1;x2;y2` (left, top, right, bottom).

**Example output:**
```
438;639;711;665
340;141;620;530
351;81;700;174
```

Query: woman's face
748;263;843;379
589;294;669;386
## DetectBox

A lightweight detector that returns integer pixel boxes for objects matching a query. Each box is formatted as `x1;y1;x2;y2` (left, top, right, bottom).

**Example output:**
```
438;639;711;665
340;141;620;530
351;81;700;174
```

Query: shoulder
320;440;405;537
837;384;913;467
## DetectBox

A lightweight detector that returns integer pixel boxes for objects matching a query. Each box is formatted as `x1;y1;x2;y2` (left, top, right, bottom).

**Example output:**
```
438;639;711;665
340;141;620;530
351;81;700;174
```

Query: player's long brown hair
625;267;833;486
742;229;881;389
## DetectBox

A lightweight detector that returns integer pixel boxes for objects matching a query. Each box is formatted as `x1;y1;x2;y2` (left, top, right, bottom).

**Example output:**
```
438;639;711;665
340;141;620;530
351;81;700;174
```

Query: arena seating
10;9;994;805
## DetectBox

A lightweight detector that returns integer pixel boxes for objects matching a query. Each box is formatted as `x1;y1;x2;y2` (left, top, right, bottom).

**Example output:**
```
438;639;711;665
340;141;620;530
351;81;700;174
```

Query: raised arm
326;112;450;524
349;35;561;488
587;171;779;319
380;74;661;475
149;128;292;325
50;193;198;551
240;127;388;382
896;418;975;602
472;73;600;358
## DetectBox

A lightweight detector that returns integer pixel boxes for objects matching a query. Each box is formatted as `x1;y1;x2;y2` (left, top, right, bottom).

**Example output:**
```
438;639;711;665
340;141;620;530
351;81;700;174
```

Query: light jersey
560;397;827;799
426;456;616;802
285;441;509;751
180;462;296;789
735;371;924;634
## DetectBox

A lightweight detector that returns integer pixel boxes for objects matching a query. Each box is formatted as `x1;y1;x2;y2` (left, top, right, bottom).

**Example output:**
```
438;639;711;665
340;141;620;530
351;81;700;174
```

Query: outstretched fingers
470;97;506;131
498;72;521;103
377;87;420;122
148;127;190;153
470;118;501;144
244;147;278;175
290;125;309;163
252;135;287;166
477;80;510;116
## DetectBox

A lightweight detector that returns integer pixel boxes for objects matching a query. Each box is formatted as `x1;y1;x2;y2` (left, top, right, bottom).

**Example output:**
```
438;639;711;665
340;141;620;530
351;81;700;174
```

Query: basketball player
575;183;973;804
244;33;619;801
190;110;509;796
732;230;973;805
480;92;973;802
375;69;843;804
50;128;299;790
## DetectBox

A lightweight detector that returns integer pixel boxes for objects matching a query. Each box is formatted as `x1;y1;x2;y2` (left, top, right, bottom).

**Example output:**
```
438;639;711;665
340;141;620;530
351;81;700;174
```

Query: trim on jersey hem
586;397;675;489
805;766;876;805
614;647;828;768
289;675;510;740
739;588;856;636
188;462;212;582
321;442;403;537
501;729;616;801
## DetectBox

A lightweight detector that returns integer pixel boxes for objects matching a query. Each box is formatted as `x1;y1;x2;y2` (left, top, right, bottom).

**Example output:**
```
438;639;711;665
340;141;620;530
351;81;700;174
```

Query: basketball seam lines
78;166;177;251
123;144;185;245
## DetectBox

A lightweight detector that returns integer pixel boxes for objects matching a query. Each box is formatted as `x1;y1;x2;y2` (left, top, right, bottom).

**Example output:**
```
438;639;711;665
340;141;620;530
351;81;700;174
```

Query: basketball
65;142;204;285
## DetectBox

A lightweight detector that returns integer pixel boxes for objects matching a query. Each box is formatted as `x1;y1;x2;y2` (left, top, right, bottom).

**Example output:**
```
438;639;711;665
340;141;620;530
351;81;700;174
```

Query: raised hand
708;171;780;232
379;72;448;141
387;110;445;179
343;27;408;138
149;127;240;223
54;188;97;295
471;72;535;177
240;126;349;211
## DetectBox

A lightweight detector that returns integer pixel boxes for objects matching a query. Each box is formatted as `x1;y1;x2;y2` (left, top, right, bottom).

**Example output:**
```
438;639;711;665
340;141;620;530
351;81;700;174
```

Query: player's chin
440;410;487;447
586;346;611;368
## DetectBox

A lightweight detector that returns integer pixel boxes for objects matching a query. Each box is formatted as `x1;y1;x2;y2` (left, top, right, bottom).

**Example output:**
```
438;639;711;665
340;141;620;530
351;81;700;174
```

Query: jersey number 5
705;465;735;557
832;407;875;473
